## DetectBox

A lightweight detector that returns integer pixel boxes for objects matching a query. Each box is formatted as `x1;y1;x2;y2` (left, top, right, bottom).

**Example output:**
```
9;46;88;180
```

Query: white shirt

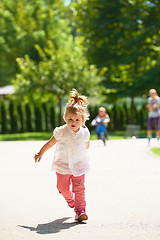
51;124;90;176
148;96;160;118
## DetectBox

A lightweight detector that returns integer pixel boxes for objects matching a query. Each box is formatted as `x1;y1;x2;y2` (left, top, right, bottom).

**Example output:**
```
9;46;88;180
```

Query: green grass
0;130;146;141
0;132;52;141
151;148;160;157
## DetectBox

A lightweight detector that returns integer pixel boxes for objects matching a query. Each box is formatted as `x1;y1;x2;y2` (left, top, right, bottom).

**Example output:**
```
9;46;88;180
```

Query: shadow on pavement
18;217;86;234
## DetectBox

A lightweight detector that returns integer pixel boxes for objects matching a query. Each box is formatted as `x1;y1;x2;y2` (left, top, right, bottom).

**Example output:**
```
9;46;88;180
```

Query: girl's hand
34;136;57;163
34;152;43;163
91;119;96;126
85;141;90;149
147;104;152;111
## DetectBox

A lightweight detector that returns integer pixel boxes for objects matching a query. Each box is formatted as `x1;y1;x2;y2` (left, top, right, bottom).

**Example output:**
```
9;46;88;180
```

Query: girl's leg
155;117;160;139
147;117;153;144
56;172;73;201
72;174;88;221
72;174;86;211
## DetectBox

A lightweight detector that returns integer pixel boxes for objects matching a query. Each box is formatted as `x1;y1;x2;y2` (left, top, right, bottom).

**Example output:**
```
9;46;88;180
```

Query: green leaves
13;35;100;101
73;0;160;99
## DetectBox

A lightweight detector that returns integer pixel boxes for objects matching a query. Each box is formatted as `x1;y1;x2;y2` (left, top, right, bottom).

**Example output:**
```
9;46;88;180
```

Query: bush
9;100;19;133
50;104;56;130
17;102;26;133
25;102;33;132
1;101;8;134
34;103;44;132
0;98;149;134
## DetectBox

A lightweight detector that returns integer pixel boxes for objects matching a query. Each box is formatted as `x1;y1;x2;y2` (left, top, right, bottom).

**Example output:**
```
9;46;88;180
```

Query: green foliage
0;101;8;133
12;37;100;124
0;0;101;122
42;102;50;132
0;98;150;134
86;105;99;131
9;100;18;133
34;103;43;132
25;103;33;132
72;0;160;98
0;99;57;134
17;102;25;133
112;104;119;131
50;105;56;130
1;0;160;119
0;0;65;85
13;38;100;99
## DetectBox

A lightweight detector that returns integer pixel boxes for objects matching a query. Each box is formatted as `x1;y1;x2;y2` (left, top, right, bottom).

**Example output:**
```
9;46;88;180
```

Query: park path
0;138;160;240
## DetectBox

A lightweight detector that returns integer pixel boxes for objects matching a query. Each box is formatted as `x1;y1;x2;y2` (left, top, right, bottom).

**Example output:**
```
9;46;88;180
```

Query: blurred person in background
91;107;110;146
146;89;160;145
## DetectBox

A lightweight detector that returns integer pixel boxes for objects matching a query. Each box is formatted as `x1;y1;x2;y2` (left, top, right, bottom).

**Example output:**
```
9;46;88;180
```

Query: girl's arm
84;141;90;149
104;115;110;125
146;103;151;110
147;103;158;111
34;136;58;163
91;119;96;126
152;103;158;110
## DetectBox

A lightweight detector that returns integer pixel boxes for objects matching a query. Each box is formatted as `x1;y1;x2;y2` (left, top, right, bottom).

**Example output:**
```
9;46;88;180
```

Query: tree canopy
1;0;160;104
72;0;160;99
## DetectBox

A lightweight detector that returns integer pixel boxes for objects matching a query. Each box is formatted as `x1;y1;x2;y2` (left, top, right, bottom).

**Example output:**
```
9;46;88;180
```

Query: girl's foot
75;209;88;222
66;199;75;208
148;136;151;146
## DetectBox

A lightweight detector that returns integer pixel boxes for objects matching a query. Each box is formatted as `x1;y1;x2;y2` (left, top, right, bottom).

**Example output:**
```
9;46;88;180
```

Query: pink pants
56;172;86;211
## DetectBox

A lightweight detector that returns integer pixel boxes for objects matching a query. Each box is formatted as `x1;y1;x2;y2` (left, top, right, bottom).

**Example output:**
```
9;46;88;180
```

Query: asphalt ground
0;138;160;240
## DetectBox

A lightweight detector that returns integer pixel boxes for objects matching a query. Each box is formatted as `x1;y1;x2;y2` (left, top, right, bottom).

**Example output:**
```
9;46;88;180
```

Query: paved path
0;138;160;240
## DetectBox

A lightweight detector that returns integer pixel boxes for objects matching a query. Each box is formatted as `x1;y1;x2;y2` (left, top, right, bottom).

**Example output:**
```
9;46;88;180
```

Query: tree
71;0;160;122
12;36;100;124
72;0;160;95
0;0;64;86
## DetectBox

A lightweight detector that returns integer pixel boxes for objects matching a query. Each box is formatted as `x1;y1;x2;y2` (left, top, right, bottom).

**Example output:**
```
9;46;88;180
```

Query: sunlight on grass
151;148;160;157
0;132;52;141
0;131;126;141
0;130;147;141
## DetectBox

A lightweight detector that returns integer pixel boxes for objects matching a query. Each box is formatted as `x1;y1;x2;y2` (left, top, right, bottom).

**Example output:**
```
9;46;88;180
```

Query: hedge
0;99;148;134
0;99;57;134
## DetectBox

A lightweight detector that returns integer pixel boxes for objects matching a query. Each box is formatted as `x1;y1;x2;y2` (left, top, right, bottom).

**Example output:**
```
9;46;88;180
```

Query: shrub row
0;99;148;134
0;100;57;134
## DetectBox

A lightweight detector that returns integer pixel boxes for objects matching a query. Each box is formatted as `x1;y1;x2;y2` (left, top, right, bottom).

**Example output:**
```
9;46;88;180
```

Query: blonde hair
63;89;89;124
149;89;158;96
99;107;106;112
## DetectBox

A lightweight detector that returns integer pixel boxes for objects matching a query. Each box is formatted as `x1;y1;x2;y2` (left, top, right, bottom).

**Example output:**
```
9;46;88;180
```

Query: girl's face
99;110;106;117
65;113;84;132
149;90;156;99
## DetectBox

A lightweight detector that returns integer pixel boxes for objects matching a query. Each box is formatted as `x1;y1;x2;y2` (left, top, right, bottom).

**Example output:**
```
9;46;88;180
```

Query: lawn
0;132;52;141
151;148;160;157
0;130;146;141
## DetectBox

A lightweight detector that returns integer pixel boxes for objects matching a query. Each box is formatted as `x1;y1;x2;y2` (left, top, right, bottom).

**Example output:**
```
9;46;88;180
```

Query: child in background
146;89;160;144
34;89;90;222
91;107;110;145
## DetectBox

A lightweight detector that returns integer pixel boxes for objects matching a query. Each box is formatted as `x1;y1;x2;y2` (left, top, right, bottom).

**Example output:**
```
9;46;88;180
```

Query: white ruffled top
51;124;90;176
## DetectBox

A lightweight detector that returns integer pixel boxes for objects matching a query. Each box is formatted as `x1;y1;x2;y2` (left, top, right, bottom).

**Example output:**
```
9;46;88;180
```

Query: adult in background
147;89;160;144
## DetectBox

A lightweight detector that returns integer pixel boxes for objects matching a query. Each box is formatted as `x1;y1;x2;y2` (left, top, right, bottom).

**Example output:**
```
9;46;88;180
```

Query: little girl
34;89;90;222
